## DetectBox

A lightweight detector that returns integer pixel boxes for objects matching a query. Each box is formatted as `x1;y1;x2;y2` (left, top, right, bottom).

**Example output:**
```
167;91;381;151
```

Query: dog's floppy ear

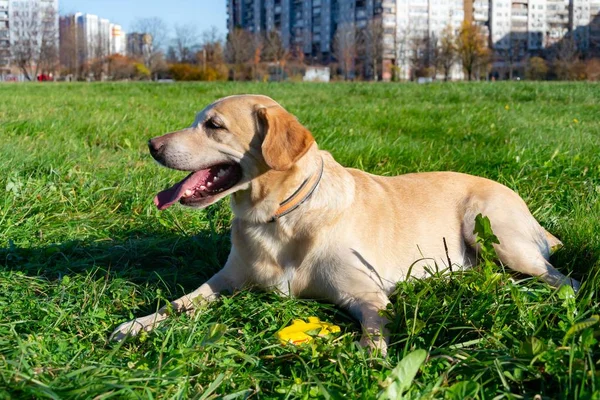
256;105;315;171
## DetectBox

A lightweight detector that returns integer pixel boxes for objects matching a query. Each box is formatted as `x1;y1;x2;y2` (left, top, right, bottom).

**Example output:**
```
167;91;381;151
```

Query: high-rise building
0;0;9;74
229;0;599;80
228;0;404;80
0;0;59;79
591;0;600;53
60;12;127;76
396;0;465;79
110;24;126;56
59;12;81;73
77;13;99;63
126;32;152;59
479;0;599;76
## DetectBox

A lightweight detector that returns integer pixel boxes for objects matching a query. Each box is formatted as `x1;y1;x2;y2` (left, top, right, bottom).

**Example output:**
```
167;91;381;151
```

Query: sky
59;0;227;38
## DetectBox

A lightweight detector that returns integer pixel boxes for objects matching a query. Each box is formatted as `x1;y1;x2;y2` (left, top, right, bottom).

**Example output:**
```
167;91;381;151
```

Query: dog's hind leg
463;206;579;292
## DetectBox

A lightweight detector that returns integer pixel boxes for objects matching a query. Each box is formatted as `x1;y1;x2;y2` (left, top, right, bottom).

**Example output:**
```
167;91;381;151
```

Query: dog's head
149;95;315;210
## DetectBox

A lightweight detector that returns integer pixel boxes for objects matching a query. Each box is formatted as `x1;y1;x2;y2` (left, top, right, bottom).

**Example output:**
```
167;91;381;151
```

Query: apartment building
229;0;599;80
396;0;464;79
228;0;462;79
228;0;407;79
110;24;126;56
60;12;127;74
126;32;152;59
77;13;99;63
591;0;600;53
472;0;599;76
0;0;9;74
0;0;59;79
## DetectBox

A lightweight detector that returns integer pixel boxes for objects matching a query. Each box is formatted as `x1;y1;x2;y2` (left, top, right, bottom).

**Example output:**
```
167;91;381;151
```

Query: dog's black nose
148;138;164;158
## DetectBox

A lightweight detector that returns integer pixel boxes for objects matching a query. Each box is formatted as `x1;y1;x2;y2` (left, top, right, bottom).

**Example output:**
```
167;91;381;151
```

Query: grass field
1;82;599;399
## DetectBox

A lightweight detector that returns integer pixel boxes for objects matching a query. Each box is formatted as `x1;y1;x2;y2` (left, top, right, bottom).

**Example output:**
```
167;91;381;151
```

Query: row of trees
7;8;599;82
331;20;490;81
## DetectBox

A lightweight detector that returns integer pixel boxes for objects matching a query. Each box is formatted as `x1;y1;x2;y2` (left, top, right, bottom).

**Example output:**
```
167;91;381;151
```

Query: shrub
107;55;136;80
134;63;151;80
169;63;228;81
585;58;600;81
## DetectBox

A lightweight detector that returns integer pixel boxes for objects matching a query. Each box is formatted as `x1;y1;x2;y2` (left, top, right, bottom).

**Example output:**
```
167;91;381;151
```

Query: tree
132;17;169;76
261;31;288;81
262;31;285;62
456;21;489;81
395;26;412;80
89;28;111;80
552;36;579;80
585;58;600;81
525;56;548;80
107;54;135;80
11;3;58;81
357;18;384;80
410;33;438;79
173;23;199;63
333;23;356;80
252;35;263;81
200;27;225;65
59;16;78;77
225;28;254;80
438;25;457;81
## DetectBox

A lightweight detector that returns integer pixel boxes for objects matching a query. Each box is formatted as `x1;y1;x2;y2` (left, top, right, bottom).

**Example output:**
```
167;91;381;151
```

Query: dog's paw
110;315;159;342
570;278;581;293
359;334;388;357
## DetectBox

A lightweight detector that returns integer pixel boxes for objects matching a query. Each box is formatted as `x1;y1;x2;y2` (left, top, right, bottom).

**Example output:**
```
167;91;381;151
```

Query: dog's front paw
110;315;160;342
359;334;388;357
570;278;581;293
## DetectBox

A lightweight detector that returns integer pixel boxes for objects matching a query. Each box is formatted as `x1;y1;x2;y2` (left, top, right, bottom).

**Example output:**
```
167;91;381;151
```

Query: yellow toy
276;317;341;345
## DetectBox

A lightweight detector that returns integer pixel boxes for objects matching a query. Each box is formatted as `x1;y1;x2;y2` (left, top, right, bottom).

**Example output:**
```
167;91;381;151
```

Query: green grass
1;82;599;399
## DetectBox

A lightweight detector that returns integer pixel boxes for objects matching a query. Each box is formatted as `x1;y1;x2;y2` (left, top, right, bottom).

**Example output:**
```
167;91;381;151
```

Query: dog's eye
205;118;224;130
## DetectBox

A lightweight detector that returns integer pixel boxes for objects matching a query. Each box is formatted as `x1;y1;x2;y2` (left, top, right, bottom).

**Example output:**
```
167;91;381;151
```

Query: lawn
0;82;599;399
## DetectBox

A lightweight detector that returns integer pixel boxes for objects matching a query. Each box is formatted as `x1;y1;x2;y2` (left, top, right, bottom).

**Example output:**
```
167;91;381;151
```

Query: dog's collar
270;157;324;223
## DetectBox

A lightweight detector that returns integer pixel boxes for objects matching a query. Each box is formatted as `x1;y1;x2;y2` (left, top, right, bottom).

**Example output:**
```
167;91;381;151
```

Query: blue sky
59;0;227;37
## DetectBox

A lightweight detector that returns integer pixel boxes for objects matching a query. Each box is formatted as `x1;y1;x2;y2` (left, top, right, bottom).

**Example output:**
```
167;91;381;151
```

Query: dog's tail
545;230;563;256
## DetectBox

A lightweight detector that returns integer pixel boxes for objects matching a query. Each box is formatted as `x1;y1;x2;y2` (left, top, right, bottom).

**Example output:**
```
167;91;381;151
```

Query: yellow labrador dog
111;95;579;354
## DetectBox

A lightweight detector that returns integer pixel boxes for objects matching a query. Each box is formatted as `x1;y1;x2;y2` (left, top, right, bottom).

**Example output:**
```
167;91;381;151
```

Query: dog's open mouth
154;163;243;210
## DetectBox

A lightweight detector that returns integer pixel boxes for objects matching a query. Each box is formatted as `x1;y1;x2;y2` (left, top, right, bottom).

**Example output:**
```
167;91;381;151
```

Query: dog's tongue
154;170;209;210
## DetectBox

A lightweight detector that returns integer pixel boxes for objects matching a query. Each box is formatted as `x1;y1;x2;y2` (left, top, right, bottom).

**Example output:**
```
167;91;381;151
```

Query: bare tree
261;30;288;81
410;33;438;79
552;35;579;80
438;25;457;81
225;28;254;80
251;34;263;81
132;17;169;75
199;27;225;67
358;18;384;80
262;31;286;62
59;16;78;77
90;31;110;80
173;23;199;63
333;22;356;80
395;26;412;80
11;4;58;80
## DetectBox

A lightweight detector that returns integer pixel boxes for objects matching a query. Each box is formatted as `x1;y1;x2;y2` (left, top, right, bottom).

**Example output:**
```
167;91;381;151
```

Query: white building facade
110;24;126;56
396;0;465;79
59;12;127;74
0;0;59;79
0;0;9;74
225;0;600;80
